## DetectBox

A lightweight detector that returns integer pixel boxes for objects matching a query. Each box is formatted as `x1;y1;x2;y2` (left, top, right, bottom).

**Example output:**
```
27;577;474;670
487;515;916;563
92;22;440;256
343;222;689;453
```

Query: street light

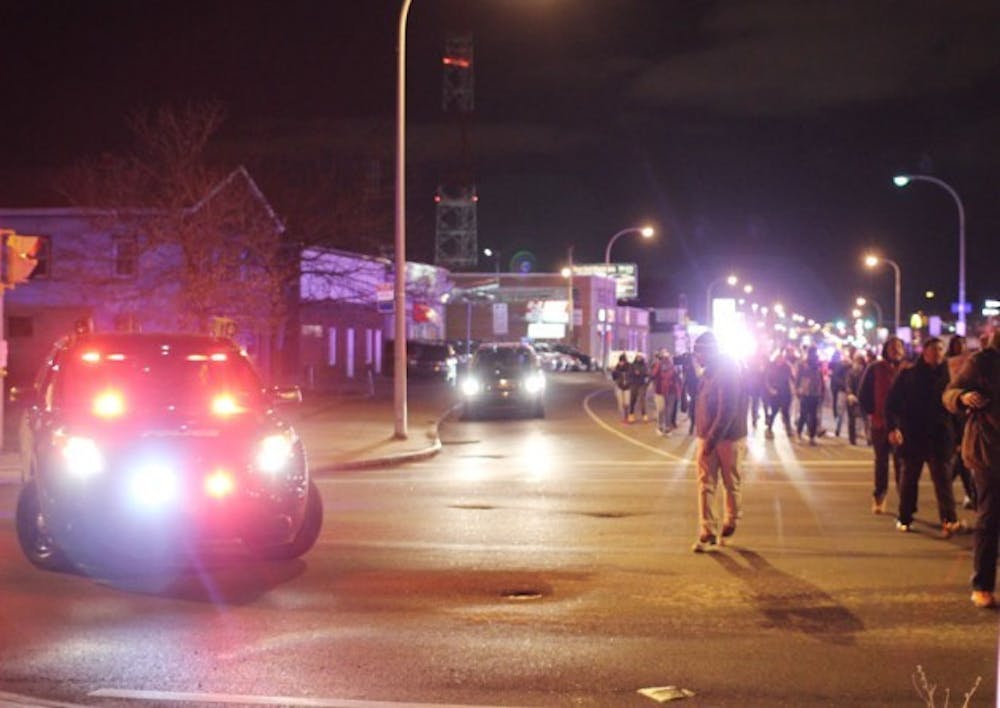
603;225;655;265
893;173;966;335
705;273;739;326
392;0;414;439
863;253;901;334
856;296;884;327
563;244;575;341
600;225;655;369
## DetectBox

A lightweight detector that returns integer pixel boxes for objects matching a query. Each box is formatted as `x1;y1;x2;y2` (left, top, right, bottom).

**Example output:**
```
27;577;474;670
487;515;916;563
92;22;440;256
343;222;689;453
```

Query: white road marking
582;388;690;462
89;688;520;708
0;691;85;707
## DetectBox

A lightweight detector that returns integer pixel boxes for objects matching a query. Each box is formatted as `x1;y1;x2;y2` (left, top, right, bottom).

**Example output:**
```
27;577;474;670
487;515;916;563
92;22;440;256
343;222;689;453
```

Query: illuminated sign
572;263;638;300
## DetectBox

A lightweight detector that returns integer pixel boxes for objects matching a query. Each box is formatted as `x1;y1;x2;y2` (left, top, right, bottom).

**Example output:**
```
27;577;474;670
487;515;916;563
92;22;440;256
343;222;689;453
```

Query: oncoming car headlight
523;372;545;395
461;377;481;397
254;430;296;475
58;434;105;479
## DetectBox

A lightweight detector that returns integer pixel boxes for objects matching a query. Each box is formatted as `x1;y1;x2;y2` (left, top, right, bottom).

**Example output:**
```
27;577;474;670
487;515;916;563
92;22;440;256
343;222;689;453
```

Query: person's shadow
710;548;864;645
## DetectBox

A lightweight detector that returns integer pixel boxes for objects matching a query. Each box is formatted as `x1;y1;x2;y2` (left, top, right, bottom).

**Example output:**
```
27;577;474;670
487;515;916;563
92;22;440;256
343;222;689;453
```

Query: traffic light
1;229;41;287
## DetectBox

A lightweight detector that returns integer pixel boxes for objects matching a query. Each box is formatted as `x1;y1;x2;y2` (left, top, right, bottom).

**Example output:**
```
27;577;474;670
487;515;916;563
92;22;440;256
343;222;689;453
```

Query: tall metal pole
566;244;575;342
393;0;413;439
888;259;901;336
894;174;967;336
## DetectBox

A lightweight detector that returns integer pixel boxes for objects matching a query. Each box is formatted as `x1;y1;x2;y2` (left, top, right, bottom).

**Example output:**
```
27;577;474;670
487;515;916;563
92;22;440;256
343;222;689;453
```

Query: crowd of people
609;329;1000;608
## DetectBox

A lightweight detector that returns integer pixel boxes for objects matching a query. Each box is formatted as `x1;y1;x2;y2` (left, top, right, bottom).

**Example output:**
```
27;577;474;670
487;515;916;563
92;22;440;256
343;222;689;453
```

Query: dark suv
461;343;546;419
13;332;322;572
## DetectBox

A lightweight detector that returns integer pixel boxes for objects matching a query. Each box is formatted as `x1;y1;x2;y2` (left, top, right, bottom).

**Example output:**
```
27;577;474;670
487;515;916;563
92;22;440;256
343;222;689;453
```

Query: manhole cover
500;589;544;601
450;504;496;511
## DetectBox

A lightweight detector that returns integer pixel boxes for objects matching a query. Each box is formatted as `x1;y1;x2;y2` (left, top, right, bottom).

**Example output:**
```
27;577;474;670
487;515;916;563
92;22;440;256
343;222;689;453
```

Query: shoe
809;437;817;446
971;591;997;609
941;520;969;538
628;414;636;423
871;497;887;514
896;520;912;532
642;414;649;422
692;533;718;553
765;429;775;440
720;523;736;544
963;496;976;510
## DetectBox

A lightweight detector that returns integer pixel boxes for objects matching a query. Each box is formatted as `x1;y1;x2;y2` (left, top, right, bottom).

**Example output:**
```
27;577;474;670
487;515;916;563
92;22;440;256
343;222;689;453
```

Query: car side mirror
270;385;302;405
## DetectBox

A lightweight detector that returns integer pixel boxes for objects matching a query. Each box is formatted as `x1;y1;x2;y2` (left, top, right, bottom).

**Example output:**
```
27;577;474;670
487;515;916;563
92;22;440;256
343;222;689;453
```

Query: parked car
461;342;546;419
13;332;322;573
553;344;594;371
383;340;458;385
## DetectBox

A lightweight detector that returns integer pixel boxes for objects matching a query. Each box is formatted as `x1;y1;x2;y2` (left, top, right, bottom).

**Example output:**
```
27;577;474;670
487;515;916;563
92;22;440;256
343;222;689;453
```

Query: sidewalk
0;378;458;485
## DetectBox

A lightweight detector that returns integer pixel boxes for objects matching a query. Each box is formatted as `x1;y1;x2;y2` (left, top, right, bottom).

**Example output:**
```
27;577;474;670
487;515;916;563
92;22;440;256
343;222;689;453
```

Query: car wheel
246;480;324;561
16;479;72;572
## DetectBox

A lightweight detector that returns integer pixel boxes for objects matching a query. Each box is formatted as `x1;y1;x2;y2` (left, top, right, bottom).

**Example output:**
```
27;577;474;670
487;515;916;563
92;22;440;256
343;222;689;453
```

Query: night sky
2;0;999;323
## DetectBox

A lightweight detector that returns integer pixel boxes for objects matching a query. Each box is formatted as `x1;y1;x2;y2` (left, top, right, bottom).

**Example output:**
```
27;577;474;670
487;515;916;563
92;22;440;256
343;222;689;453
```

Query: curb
314;402;462;473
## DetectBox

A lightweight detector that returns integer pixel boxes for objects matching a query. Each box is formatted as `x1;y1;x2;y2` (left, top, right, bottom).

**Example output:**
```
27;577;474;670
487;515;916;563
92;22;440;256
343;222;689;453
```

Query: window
29;236;51;280
112;236;137;278
327;327;337;367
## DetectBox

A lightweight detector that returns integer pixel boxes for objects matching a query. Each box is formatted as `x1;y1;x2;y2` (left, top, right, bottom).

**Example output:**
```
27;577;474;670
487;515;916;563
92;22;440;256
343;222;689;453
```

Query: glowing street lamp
855;296;884;327
863;253;901;334
893;173;966;335
603;225;655;265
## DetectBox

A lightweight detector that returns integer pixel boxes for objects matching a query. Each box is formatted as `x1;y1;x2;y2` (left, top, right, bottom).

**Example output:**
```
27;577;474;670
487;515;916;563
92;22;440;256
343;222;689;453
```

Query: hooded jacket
943;342;1000;472
885;356;953;456
695;354;748;445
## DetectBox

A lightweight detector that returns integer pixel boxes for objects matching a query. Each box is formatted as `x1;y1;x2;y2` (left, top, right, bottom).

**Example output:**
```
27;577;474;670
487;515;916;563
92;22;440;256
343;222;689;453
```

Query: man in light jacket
691;331;749;552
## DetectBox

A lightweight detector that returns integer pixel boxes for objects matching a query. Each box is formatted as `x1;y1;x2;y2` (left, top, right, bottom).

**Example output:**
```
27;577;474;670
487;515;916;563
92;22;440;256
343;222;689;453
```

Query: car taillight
93;389;126;419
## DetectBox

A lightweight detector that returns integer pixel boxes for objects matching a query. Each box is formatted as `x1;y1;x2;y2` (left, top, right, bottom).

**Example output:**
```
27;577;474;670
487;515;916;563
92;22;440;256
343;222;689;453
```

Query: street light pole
864;255;901;335
601;225;654;371
393;0;413;439
856;296;884;329
893;174;967;335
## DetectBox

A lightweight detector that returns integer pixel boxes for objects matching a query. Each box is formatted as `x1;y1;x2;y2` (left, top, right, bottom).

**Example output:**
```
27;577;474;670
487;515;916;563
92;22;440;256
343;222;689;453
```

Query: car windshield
55;341;263;415
472;348;533;370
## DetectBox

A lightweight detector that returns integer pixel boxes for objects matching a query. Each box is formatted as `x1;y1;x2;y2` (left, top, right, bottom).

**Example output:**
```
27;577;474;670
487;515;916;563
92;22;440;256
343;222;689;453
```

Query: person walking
943;331;1000;608
795;346;825;445
746;350;768;430
611;353;632;423
946;336;977;510
886;338;963;536
763;348;795;440
859;336;906;514
681;351;701;435
629;352;651;423
831;346;854;437
844;352;868;446
690;331;749;552
651;350;680;435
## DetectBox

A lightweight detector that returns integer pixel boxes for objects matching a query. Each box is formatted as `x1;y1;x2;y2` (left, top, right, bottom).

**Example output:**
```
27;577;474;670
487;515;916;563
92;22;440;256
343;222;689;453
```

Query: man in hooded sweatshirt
944;331;1000;609
859;336;906;514
690;331;749;552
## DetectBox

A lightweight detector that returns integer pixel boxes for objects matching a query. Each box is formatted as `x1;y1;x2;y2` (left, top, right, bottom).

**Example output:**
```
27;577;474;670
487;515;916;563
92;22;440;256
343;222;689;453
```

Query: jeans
796;395;821;440
972;459;1000;592
654;392;677;431
696;437;745;536
898;450;957;525
871;425;902;501
614;387;631;419
629;383;649;416
765;397;791;433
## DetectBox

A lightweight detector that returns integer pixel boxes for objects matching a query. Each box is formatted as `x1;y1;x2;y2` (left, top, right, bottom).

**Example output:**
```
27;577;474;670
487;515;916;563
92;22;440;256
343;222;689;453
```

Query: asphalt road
0;374;996;707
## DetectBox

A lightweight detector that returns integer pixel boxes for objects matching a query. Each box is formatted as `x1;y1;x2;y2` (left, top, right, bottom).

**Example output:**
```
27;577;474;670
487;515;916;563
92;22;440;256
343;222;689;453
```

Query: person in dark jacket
628;353;651;422
763;348;795;440
651;350;680;434
611;353;632;422
886;338;961;535
943;331;1000;608
691;331;749;552
795;346;825;445
680;351;701;435
831;346;855;437
859;336;906;514
844;352;868;445
946;335;977;510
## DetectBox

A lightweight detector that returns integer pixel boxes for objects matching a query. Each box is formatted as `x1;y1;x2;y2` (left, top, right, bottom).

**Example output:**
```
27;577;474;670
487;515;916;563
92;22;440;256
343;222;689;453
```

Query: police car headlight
254;431;296;475
60;435;105;479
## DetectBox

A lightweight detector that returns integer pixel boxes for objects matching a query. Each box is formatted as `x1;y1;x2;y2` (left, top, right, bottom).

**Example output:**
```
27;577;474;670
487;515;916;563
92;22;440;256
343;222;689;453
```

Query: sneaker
765;429;775;440
808;437;817;446
628;414;636;423
896;520;912;532
971;591;997;609
963;496;976;510
872;497;887;514
642;414;649;422
720;523;736;545
692;533;718;553
941;520;969;538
